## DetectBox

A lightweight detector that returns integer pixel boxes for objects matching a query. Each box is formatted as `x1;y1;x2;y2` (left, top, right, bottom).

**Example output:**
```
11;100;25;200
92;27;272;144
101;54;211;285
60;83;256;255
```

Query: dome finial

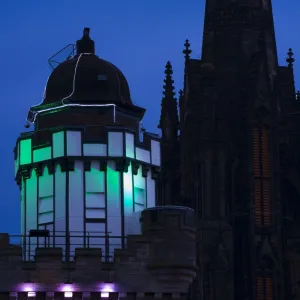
83;27;90;37
76;27;95;55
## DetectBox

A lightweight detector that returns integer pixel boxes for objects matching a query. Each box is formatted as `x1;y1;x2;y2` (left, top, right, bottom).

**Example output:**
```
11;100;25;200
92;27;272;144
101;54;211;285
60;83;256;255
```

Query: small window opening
98;74;107;81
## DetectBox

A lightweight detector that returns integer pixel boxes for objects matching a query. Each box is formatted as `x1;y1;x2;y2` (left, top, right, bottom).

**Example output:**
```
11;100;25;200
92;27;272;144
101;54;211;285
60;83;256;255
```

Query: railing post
28;235;31;261
66;231;70;262
105;232;109;262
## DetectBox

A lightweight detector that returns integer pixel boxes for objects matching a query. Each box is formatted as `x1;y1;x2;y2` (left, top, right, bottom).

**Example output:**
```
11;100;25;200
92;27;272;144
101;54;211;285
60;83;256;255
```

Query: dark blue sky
0;0;299;235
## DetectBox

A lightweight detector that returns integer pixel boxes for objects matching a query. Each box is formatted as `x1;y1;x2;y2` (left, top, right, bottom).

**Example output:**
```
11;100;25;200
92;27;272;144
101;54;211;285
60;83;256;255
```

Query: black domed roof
43;28;132;105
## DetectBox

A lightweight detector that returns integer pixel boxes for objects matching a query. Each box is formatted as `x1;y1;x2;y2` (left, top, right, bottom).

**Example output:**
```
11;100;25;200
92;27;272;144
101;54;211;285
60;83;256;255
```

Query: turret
14;28;161;261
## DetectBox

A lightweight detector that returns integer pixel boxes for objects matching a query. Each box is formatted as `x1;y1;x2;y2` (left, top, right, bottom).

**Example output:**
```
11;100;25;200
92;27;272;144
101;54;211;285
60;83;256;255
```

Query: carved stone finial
183;39;192;60
286;48;295;68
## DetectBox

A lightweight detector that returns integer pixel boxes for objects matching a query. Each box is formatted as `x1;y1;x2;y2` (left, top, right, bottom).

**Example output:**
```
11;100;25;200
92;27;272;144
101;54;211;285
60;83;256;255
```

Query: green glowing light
20;139;32;165
33;146;52;162
123;163;133;212
107;162;121;209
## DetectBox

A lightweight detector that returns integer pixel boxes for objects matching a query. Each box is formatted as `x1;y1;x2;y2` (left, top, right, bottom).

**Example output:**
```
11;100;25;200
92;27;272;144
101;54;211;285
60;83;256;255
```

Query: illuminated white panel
135;147;150;163
39;167;53;198
69;161;84;256
123;162;133;215
151;140;161;166
54;164;66;250
39;212;53;224
21;179;25;236
125;133;135;158
25;170;38;260
123;162;134;235
38;197;53;213
85;161;105;219
85;168;105;193
146;169;156;208
133;166;146;212
83;144;107;156
106;161;122;254
33;147;52;163
86;208;105;219
85;223;105;250
108;132;123;156
66;131;82;156
86;193;105;208
53;131;65;158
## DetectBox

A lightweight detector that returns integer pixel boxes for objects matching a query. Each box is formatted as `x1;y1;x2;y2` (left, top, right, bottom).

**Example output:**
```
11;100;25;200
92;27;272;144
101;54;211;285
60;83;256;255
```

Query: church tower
158;1;293;300
14;28;161;260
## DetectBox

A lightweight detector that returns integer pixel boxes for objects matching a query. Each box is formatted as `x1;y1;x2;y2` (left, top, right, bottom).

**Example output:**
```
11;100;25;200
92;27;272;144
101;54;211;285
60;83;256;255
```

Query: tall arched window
257;277;273;300
253;125;271;226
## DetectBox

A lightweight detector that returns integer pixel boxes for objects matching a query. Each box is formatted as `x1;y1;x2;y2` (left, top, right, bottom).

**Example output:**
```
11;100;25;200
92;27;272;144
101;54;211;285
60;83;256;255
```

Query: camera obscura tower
14;28;161;259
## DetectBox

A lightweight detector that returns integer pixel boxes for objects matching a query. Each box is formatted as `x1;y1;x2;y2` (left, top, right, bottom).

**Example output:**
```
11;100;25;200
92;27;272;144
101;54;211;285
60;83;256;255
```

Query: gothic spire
158;61;179;141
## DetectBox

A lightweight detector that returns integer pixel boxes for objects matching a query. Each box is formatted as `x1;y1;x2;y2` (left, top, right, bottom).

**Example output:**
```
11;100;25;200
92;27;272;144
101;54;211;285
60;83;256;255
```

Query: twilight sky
0;0;299;235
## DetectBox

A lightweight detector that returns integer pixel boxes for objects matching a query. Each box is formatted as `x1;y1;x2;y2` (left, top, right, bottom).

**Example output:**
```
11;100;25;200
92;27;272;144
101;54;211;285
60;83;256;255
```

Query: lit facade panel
52;131;65;158
83;143;107;156
66;131;82;156
69;161;84;255
54;164;67;251
106;160;122;256
123;163;133;215
85;162;105;193
20;139;32;165
33;146;52;163
125;133;135;158
20;179;25;242
25;170;38;260
108;132;123;156
135;147;150;163
133;167;146;212
146;169;156;208
150;140;161;166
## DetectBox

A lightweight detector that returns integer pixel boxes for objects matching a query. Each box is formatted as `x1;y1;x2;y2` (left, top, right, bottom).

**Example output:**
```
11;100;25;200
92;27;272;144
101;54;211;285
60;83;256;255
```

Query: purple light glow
99;283;115;293
58;283;75;293
99;283;116;297
19;283;39;293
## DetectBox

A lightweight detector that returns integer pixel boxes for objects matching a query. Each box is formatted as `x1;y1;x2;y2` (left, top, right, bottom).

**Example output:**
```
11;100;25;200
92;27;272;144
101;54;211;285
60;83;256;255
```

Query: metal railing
7;231;126;262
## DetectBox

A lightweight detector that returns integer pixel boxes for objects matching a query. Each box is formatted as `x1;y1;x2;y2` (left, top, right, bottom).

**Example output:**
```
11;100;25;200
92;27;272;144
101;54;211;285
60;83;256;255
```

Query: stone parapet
0;206;196;295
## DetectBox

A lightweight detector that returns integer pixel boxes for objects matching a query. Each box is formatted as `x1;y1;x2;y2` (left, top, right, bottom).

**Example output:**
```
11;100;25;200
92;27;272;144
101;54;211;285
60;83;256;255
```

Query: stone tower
158;1;300;300
14;28;161;260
